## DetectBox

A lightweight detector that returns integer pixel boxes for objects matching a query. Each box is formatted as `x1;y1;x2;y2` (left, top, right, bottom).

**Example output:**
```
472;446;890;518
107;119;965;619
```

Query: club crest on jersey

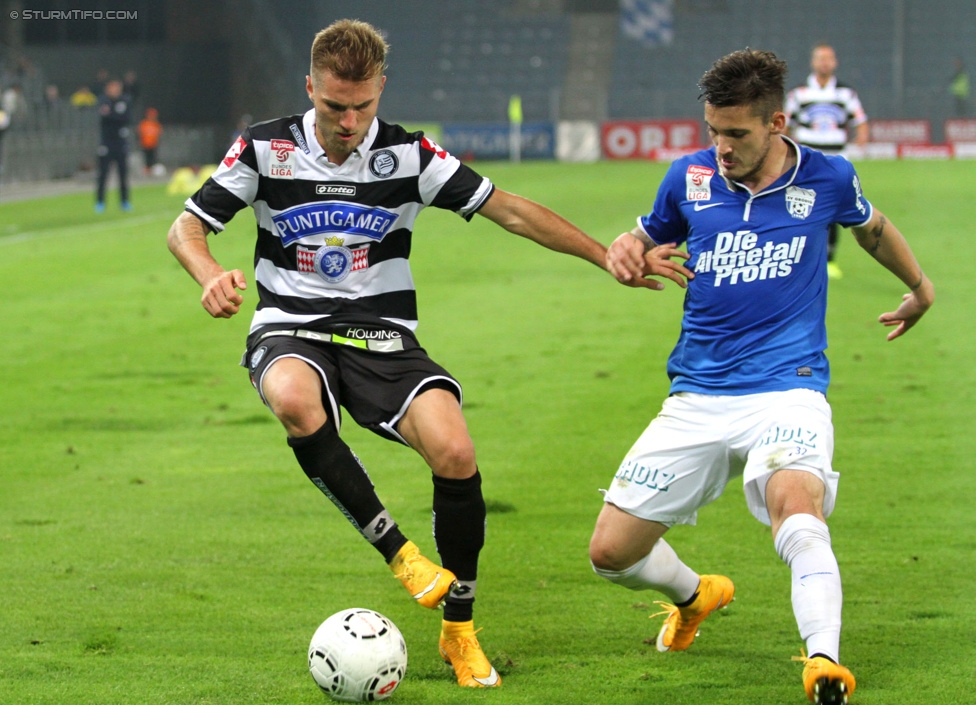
369;149;399;178
270;139;295;179
785;186;816;220
314;237;354;283
686;165;715;201
310;236;370;283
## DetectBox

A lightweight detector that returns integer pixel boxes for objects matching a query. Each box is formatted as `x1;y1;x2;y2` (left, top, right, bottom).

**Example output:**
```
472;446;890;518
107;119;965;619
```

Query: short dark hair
310;19;389;82
698;49;788;121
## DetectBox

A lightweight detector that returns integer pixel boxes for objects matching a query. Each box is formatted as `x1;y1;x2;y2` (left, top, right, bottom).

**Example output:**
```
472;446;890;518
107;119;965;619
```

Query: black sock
675;586;700;608
432;471;485;622
289;421;407;562
810;653;836;664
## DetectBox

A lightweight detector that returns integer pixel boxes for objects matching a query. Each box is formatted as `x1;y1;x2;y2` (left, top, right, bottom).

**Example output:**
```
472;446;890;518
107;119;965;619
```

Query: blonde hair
310;19;388;83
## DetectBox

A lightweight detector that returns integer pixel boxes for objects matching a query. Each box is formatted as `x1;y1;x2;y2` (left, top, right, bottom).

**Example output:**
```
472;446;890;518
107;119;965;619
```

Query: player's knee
429;436;476;479
588;537;633;573
268;386;327;436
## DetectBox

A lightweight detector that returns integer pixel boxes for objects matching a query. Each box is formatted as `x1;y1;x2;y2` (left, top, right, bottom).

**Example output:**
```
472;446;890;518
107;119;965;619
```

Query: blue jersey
639;140;872;395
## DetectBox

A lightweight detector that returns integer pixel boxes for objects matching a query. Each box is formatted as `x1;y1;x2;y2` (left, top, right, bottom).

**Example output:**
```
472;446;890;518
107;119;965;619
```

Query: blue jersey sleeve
832;157;873;228
638;162;688;245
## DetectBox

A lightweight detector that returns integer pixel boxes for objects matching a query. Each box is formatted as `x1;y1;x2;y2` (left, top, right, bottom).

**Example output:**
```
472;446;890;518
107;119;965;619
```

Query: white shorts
602;389;837;527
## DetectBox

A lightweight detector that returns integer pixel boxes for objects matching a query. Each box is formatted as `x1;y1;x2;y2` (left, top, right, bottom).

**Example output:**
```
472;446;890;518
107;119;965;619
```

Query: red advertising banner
869;120;930;143
602;120;701;160
944;119;976;142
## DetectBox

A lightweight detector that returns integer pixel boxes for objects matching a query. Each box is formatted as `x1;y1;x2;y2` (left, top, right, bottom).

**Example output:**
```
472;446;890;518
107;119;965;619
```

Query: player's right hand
201;269;247;318
607;234;693;290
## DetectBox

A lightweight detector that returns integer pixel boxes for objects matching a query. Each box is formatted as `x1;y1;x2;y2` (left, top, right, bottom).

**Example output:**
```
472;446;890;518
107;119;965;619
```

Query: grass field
1;160;973;704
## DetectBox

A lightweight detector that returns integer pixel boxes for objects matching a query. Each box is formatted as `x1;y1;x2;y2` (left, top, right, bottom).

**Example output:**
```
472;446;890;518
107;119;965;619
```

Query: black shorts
243;327;461;444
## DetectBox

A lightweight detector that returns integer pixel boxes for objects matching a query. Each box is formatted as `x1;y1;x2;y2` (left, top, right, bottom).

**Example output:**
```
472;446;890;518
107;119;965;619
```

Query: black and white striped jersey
185;109;494;335
785;74;867;152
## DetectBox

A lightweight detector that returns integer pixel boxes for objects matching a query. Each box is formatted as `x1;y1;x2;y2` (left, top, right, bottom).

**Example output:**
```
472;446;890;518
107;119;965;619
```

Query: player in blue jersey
588;49;934;704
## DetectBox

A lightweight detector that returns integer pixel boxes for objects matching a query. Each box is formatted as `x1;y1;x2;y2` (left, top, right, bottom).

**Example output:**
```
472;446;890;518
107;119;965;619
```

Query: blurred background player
590;48;933;705
95;78;132;212
138;107;163;174
785;44;868;279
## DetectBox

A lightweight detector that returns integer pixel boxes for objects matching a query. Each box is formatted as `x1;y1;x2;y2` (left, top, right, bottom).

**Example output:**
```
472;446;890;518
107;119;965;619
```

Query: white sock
592;538;700;603
774;513;843;662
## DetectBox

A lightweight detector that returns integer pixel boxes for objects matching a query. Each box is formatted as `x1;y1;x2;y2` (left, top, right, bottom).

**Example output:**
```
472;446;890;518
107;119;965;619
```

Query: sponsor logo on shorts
756;425;819;451
694;229;807;287
613;460;675;491
369;149;399;178
341;328;402;340
272;201;397;245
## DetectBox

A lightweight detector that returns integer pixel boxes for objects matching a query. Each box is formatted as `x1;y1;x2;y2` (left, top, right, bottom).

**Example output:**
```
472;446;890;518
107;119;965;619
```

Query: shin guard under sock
289;421;406;562
432;471;485;622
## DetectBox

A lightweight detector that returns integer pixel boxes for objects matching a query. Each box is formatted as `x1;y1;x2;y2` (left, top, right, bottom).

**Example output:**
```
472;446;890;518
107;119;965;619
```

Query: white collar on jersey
302;108;379;165
806;73;838;91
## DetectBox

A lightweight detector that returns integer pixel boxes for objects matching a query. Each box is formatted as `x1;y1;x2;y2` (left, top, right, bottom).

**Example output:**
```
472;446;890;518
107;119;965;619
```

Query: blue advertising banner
440;122;555;160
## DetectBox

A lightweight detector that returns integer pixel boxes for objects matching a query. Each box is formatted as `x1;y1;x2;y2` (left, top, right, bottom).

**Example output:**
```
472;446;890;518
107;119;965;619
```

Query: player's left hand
878;287;933;341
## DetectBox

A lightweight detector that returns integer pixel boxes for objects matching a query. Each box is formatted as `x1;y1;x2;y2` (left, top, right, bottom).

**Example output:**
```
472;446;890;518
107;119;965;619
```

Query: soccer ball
308;608;408;702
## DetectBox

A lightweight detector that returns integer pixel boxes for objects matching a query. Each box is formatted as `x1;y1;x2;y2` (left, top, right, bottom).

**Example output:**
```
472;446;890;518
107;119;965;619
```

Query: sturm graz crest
369;149;399;178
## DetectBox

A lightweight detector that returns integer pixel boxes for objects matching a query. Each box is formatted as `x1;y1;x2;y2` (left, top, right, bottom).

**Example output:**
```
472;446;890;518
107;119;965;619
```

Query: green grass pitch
1;160;973;704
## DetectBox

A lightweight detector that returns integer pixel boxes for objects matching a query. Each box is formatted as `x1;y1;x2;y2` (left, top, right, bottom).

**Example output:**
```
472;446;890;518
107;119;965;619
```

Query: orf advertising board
602;120;701;160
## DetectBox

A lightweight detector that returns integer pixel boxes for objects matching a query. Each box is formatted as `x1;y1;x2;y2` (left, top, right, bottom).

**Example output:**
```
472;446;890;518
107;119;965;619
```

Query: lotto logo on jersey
686;165;715;201
270;139;295;179
272;202;397;245
222;136;246;168
694;229;808;286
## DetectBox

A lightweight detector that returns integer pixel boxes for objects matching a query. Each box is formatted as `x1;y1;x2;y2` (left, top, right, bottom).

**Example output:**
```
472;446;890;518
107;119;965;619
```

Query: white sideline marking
0;214;167;246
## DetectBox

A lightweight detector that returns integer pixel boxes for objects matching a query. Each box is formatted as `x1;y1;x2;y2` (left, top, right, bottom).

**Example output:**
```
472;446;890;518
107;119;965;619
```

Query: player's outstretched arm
607;230;693;291
167;211;247;319
477;188;607;270
850;207;934;341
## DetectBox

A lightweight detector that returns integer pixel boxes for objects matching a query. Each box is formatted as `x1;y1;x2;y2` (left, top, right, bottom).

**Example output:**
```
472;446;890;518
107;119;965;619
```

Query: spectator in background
784;44;868;280
93;68;109;96
0;101;9;194
71;85;98;108
1;82;28;128
949;58;969;117
138;107;163;174
42;84;64;128
95;79;132;213
123;70;141;105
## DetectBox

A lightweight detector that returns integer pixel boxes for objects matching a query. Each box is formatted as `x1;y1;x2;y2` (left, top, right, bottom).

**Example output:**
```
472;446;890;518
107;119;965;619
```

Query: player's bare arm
167;211;248;319
477;188;607;269
850;207;934;341
606;229;693;291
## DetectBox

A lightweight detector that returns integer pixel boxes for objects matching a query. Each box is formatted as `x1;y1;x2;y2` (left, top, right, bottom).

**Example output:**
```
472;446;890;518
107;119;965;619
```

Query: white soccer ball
308;608;408;702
